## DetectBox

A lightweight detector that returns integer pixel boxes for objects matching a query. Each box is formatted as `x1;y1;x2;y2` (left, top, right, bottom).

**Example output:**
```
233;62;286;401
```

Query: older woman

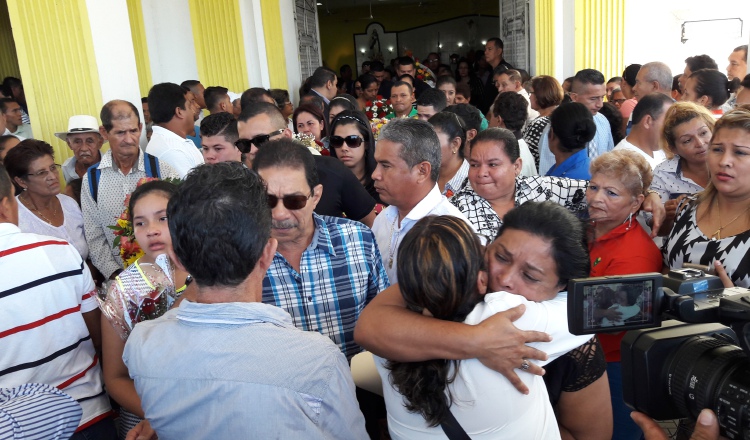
682;69;739;115
586;149;662;440
376;206;602;439
4;139;88;259
428;111;469;197
664;107;750;288
523;75;564;167
651;102;715;233
546;102;597;179
293;103;328;153
329;110;383;207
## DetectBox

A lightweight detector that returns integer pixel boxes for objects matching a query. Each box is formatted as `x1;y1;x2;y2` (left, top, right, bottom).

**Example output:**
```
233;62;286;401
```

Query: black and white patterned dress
663;198;750;288
450;175;588;241
522;116;550;169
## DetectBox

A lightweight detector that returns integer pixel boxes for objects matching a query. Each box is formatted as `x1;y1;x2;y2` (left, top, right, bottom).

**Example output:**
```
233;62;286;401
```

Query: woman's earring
627;212;634;228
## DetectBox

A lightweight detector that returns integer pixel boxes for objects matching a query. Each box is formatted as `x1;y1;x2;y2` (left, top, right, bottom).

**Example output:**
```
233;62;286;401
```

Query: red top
590;221;663;362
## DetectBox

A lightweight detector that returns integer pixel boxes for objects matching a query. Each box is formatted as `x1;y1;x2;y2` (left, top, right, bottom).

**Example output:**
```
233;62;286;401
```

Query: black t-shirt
313;155;376;221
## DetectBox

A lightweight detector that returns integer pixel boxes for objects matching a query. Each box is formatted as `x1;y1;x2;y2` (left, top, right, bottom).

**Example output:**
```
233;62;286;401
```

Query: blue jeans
608;362;644;440
69;417;117;440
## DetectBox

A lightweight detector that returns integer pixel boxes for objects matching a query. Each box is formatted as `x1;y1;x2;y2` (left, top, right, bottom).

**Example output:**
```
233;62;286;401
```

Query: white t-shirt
613;138;666;170
17;194;89;260
146;126;204;178
519;138;538;177
375;291;592;439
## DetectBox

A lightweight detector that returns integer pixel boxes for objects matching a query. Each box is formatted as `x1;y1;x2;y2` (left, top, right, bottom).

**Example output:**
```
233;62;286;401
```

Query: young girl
99;180;192;438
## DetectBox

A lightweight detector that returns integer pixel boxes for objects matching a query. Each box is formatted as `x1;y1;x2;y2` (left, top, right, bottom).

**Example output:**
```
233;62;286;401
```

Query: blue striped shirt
539;111;614;176
262;214;390;360
0;383;82;440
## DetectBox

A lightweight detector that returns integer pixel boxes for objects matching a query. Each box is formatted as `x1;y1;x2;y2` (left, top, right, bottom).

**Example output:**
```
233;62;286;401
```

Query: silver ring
521;360;530;371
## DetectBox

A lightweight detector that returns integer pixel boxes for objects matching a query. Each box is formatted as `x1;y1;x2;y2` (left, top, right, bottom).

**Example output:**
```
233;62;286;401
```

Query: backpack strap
143;153;161;179
87;163;102;203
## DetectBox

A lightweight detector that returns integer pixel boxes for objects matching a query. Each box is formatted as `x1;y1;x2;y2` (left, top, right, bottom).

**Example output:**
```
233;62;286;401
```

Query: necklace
711;198;750;240
22;192;59;225
387;214;401;270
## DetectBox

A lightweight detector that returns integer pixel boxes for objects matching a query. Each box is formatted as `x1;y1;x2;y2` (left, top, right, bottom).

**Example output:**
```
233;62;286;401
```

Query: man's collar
98;149;145;172
152;125;187;141
401;184;442;223
309;213;337;256
0;222;21;237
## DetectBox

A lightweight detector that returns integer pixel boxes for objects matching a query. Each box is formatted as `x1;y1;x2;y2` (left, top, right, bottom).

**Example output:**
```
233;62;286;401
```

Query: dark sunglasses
234;129;286;151
329;135;364;149
267;191;313;210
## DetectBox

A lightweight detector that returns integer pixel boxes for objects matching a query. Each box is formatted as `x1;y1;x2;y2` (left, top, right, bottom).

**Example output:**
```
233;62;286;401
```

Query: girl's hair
661;101;715;157
428;111;467;159
388;215;485;426
497;201;590;287
550;102;596;152
293;103;327;138
328;110;377;183
128;180;178;222
689;69;739;109
697;106;750;208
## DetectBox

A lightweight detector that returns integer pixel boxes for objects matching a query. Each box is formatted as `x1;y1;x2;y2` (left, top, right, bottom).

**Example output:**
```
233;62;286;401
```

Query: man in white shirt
0;98;32;139
613;93;673;169
371;118;474;283
145;83;204;178
493;69;539;122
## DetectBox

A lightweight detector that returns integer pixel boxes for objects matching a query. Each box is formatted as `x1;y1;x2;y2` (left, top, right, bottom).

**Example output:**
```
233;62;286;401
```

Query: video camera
567;269;750;439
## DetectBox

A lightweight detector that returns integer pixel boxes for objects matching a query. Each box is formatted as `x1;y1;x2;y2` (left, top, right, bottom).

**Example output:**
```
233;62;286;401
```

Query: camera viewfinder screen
582;280;655;331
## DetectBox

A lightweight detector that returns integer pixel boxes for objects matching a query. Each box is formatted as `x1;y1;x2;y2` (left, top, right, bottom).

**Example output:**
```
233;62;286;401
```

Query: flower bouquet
415;61;436;87
293;132;329;155
370;117;390;141
364;96;392;120
98;254;178;340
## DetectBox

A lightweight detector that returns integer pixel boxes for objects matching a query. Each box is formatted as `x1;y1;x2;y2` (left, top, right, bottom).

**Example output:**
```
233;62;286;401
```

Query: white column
239;0;270;89
559;0;575;79
141;0;199;85
279;0;303;103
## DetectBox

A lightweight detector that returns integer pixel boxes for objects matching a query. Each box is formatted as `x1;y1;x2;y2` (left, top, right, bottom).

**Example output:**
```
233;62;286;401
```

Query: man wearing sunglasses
237;103;377;227
252;139;389;361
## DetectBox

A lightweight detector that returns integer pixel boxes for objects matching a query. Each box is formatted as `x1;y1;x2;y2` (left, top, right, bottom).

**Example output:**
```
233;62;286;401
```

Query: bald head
100;100;140;131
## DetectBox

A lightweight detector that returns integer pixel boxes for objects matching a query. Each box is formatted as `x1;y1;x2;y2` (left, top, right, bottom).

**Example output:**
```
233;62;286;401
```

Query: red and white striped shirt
0;223;111;430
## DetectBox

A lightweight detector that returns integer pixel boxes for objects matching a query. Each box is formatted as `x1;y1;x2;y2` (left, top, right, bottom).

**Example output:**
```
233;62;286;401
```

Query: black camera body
567;270;750;438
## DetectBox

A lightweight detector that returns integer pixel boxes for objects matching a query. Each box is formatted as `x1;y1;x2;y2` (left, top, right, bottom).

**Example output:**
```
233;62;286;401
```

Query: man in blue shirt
123;162;367;439
253;139;390;360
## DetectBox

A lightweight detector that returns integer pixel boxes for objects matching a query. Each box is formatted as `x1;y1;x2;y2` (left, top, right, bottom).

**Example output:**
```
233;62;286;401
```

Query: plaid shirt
262;214;390;360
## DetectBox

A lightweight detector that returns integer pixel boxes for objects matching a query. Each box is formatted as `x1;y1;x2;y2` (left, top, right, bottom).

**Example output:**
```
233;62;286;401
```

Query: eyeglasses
235;129;286;151
267;191;313;210
26;164;60;179
329;135;364;149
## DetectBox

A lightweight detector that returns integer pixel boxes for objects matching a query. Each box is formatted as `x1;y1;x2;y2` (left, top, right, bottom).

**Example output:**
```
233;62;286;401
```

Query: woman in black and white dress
664;106;750;287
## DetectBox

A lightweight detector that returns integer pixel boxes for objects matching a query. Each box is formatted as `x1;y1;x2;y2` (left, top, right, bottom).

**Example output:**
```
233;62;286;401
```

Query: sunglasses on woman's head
329;135;364;149
267;191;313;210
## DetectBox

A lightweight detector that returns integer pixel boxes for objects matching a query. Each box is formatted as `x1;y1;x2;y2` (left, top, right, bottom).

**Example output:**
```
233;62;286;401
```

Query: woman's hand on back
642;192;667;238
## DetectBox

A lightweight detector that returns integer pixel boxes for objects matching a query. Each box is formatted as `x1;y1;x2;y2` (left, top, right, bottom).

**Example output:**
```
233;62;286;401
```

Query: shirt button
307;296;313;301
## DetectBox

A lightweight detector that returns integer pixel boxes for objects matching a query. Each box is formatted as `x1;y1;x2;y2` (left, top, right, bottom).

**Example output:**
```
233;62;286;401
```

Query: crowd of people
1;38;748;440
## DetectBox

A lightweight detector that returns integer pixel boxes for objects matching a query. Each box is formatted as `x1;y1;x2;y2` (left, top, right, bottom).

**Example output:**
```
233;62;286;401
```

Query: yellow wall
188;0;249;92
0;0;20;78
534;0;555;76
260;0;288;89
6;0;102;165
320;2;498;73
126;0;152;98
574;0;625;80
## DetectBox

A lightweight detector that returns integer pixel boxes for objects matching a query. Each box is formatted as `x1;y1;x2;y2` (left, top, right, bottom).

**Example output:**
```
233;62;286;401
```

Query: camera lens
666;335;750;437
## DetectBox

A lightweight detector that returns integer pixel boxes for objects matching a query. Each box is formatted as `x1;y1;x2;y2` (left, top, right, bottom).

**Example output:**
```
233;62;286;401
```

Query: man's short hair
237;102;286;129
607;77;623;85
369;61;385;73
141;97;148;104
416;89;447;112
632;93;674;126
734;45;748;61
486;37;504;49
455;83;471;100
270;89;290;108
101;100;140;131
391;81;413;95
640;62;673;92
493;92;528;132
180;80;201;93
672;75;682;92
0;97;18;113
443;104;482;132
168;162;270;287
148;83;187;124
307;67;336;89
252;137;319;190
685;54;718;73
501;69;522;84
378;118;441;183
571;69;605;93
200;112;238;142
492;65;509;77
0;164;12;200
396;57;416;68
240;88;274;111
204;86;229;112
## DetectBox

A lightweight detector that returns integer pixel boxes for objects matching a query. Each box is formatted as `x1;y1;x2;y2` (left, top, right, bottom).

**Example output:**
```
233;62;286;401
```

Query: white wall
624;0;750;79
239;0;270;89
280;0;303;103
141;0;199;85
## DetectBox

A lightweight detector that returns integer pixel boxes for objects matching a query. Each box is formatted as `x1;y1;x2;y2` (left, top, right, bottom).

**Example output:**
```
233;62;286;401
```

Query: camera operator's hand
643;192;667;238
475;304;550;395
714;261;734;288
632;409;724;440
